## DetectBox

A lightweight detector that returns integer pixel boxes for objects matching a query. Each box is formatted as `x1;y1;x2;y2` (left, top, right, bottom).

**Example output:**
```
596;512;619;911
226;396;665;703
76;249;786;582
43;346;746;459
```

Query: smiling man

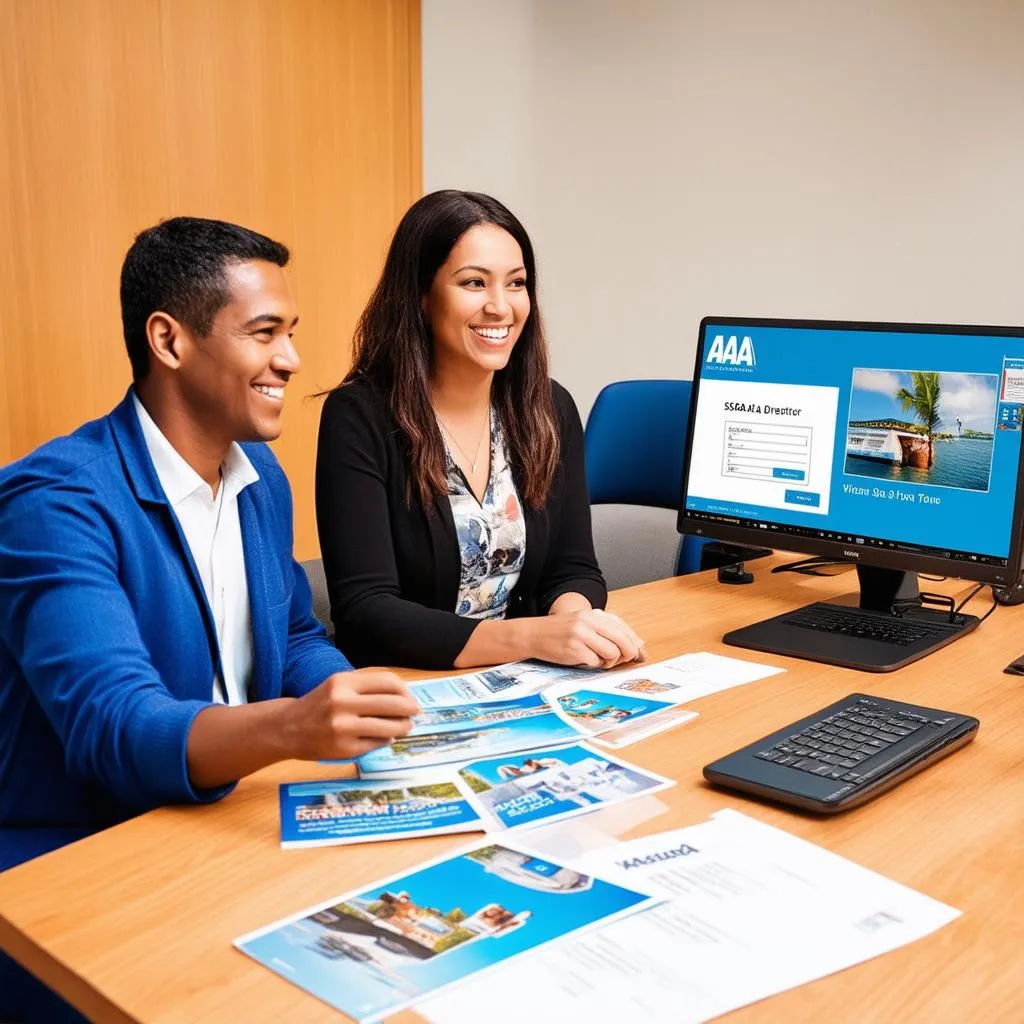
0;217;419;1022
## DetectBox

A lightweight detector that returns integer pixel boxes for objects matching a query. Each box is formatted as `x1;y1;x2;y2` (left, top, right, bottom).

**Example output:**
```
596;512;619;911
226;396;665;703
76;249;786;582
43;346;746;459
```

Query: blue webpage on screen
685;324;1024;560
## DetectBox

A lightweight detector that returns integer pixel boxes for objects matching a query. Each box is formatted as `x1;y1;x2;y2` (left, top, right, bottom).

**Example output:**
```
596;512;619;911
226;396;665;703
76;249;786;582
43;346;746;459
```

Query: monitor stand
723;565;981;672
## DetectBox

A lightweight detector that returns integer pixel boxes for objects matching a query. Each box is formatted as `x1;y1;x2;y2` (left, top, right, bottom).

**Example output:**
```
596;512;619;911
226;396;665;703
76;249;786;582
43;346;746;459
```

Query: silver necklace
436;408;490;473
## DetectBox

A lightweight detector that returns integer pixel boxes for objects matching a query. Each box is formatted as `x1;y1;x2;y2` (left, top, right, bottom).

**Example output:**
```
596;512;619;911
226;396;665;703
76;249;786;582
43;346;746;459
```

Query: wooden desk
2;558;1023;1022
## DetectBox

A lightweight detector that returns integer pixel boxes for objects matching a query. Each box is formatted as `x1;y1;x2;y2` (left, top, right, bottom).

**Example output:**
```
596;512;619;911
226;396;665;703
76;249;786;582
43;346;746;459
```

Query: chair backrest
300;557;334;639
584;379;706;579
584;379;693;508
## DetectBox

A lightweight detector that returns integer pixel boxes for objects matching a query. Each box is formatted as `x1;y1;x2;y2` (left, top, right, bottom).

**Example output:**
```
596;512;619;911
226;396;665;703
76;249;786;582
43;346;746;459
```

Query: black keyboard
753;699;932;784
779;605;956;647
704;694;979;813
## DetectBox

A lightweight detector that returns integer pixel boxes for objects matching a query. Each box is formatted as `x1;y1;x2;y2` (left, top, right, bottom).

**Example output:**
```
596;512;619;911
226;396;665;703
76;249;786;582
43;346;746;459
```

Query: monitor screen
679;318;1024;586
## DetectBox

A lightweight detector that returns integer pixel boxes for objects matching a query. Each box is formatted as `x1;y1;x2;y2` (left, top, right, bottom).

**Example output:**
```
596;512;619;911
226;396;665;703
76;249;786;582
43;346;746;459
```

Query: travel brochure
279;775;487;849
409;661;597;709
357;652;778;777
251;654;791;1018
283;744;673;847
356;694;581;778
236;836;659;1023
456;742;675;831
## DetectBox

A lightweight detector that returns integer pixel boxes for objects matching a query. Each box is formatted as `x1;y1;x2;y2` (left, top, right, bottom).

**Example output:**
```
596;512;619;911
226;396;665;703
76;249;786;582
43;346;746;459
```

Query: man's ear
147;311;186;371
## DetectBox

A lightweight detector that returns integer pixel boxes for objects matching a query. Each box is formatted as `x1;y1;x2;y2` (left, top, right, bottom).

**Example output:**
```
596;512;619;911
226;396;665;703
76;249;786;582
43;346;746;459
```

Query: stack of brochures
283;653;782;849
240;809;961;1023
281;741;674;848
358;652;783;774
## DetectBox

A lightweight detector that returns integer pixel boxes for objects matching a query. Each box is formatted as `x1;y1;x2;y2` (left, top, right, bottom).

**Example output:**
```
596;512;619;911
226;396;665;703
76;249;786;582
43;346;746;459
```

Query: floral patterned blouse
445;410;527;619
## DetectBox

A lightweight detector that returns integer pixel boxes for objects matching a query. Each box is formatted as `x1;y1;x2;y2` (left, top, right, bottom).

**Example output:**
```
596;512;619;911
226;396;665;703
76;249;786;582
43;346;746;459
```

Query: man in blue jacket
0;217;419;1022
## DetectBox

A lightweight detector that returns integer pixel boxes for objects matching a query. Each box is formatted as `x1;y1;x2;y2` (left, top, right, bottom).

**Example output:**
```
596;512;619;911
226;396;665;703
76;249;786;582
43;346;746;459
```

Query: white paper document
420;809;960;1024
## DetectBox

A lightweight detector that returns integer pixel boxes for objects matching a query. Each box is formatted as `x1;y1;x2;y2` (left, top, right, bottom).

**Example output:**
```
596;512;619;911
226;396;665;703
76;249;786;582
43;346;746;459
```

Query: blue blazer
0;391;351;871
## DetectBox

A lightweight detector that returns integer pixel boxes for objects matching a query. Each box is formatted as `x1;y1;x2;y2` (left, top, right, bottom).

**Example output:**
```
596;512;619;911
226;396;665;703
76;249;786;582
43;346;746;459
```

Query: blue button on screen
773;467;806;481
785;489;820;507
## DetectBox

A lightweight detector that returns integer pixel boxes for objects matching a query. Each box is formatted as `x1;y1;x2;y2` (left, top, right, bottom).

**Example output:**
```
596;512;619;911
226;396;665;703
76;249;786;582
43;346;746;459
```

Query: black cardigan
315;379;608;668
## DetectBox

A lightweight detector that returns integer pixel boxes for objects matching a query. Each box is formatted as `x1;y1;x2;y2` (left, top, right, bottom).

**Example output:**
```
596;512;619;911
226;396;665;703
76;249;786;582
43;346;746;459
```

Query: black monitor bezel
677;315;1024;588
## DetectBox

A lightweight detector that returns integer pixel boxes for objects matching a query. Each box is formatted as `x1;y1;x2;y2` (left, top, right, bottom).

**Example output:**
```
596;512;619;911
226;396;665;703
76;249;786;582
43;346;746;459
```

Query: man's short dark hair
120;216;290;382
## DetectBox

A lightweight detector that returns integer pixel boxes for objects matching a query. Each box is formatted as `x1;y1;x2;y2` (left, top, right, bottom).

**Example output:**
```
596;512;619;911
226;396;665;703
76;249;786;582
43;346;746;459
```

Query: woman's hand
531;608;645;668
454;607;645;670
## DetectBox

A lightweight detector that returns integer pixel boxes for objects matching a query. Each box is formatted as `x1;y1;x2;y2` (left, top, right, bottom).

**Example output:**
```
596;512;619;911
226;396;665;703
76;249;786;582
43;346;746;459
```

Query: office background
2;0;1023;560
0;0;421;559
423;0;1024;417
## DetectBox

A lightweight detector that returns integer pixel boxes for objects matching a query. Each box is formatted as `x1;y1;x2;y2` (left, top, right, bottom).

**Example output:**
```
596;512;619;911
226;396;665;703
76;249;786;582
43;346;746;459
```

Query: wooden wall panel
0;0;421;558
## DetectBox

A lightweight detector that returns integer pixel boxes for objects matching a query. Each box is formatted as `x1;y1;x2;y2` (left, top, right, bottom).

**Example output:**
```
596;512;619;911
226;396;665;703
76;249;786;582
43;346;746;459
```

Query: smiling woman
315;190;645;671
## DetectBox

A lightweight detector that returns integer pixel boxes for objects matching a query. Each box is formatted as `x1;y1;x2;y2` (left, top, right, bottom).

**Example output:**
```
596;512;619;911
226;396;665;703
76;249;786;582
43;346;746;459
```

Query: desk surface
2;558;1024;1023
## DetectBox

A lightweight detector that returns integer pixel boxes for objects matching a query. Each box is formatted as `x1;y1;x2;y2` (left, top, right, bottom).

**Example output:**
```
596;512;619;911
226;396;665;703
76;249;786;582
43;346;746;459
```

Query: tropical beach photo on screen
843;368;997;493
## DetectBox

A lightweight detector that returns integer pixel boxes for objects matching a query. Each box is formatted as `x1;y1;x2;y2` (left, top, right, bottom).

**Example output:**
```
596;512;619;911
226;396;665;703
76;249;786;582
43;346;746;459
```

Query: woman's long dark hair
342;190;559;510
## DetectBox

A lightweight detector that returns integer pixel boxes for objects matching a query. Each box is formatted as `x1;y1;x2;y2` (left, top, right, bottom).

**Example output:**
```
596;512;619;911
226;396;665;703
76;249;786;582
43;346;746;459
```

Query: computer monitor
678;317;1024;671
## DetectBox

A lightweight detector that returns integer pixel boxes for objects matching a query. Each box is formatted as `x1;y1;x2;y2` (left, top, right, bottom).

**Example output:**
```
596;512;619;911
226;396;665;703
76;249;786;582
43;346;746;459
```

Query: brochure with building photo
456;743;675;831
409;661;598;709
279;775;489;849
234;836;659;1023
356;694;581;778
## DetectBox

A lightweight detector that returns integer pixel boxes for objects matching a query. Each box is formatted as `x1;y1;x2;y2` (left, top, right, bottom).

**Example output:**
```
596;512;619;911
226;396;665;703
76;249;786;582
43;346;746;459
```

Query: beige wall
0;0;422;559
423;0;1024;417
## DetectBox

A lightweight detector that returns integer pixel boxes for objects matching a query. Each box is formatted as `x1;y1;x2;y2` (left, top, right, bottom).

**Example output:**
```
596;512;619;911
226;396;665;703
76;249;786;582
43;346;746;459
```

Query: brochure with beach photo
456;743;675;832
279;775;489;849
235;836;659;1023
544;652;783;747
356;694;581;778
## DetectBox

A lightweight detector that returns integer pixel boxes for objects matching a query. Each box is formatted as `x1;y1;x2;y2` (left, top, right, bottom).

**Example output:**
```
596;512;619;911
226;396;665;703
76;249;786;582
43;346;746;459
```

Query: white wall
423;0;1024;418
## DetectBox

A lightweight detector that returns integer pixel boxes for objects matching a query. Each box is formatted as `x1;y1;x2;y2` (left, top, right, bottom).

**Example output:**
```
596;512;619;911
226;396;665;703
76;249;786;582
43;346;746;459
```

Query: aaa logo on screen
706;334;756;367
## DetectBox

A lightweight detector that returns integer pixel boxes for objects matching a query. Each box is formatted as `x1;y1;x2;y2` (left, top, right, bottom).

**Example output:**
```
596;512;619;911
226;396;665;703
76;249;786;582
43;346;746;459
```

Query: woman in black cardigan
316;190;644;670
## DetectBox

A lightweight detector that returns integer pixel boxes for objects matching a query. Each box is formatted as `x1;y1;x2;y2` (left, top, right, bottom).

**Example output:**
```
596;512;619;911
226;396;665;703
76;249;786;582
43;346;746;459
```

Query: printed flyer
357;694;580;778
456;743;675;831
279;776;488;849
235;837;659;1022
409;661;598;709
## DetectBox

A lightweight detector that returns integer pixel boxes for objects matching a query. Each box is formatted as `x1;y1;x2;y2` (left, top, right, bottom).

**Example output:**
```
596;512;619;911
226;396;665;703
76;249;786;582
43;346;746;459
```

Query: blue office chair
584;379;708;579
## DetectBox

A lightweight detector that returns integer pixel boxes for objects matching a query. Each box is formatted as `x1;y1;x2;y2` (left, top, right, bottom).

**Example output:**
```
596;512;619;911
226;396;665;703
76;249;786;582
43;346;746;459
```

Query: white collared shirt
133;394;260;705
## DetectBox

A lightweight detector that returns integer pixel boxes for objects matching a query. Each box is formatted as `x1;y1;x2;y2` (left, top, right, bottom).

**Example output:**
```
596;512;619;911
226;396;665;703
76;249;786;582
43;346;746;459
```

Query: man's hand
283;670;420;761
186;670;420;790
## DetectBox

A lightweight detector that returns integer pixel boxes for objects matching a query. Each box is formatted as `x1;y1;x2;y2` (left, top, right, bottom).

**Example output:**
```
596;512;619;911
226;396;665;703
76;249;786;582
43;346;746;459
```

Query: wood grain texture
1;558;1023;1021
0;0;421;558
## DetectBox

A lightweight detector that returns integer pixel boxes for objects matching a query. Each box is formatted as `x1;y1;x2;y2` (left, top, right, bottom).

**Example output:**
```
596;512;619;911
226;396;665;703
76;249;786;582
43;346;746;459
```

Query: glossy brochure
279;774;489;849
455;742;675;832
235;835;659;1023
